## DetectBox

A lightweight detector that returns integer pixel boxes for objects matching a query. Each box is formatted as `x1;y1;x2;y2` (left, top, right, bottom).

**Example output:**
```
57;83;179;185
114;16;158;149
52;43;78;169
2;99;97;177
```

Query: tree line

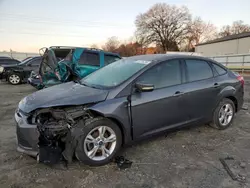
96;3;250;57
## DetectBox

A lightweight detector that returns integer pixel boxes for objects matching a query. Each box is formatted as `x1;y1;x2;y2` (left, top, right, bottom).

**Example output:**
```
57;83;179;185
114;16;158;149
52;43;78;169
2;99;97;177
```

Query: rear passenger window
79;51;99;66
213;63;227;75
186;59;213;82
104;55;120;65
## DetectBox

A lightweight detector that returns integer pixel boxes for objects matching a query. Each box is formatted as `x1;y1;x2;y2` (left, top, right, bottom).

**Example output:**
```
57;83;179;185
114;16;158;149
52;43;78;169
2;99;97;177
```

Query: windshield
81;58;151;88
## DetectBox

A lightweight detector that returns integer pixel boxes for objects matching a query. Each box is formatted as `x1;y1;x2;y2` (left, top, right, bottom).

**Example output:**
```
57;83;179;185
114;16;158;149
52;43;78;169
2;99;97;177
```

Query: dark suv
15;54;244;166
0;56;42;85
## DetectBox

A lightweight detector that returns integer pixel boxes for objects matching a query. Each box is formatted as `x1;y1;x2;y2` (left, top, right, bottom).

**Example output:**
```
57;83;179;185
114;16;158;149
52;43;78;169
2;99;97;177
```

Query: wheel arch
7;69;24;79
218;86;238;112
225;96;238;112
87;109;128;146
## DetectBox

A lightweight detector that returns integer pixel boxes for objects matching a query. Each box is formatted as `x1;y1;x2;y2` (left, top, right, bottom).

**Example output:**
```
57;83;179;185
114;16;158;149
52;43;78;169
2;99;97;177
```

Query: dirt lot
0;79;250;188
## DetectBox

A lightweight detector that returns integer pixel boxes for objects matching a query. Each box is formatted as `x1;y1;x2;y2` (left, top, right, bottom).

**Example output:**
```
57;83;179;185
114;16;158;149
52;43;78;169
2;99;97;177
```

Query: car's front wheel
210;98;235;130
75;117;122;166
8;73;22;85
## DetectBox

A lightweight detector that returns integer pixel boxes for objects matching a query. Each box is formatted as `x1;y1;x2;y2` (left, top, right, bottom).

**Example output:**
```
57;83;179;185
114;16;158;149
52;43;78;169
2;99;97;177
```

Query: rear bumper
15;110;38;157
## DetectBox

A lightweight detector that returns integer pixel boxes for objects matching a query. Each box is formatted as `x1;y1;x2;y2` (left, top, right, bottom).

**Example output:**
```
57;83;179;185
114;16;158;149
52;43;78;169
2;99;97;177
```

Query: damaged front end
34;106;92;165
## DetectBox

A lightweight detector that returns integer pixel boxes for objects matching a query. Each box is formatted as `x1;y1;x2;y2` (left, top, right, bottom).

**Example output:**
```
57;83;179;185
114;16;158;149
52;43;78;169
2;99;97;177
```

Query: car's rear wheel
8;73;22;85
210;98;235;130
75;117;122;166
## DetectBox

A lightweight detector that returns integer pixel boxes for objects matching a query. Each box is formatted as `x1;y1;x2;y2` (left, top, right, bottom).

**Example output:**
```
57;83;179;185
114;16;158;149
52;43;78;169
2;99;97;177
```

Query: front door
131;60;189;139
39;49;61;87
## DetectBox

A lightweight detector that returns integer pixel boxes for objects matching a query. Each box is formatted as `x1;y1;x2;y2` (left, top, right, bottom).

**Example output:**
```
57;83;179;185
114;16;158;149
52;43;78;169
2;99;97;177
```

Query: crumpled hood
19;81;109;113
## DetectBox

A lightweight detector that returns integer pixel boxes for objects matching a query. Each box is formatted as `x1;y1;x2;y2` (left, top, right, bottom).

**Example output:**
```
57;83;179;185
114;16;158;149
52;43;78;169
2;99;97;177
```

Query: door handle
213;83;220;88
173;91;184;97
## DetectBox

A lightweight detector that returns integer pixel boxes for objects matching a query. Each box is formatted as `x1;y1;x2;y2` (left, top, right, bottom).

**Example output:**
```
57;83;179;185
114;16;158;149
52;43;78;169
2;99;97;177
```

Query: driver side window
137;60;182;89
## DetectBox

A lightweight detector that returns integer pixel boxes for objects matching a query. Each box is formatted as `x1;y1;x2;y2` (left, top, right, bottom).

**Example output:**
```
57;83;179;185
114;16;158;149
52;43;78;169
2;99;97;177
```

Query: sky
0;0;250;52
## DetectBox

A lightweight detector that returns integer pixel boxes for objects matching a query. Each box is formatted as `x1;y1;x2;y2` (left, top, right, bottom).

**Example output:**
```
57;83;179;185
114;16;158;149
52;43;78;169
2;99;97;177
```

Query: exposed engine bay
35;106;92;165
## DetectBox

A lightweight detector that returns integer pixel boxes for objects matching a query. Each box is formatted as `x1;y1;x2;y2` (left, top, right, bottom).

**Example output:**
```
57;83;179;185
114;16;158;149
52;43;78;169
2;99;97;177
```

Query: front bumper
15;110;38;157
0;72;7;80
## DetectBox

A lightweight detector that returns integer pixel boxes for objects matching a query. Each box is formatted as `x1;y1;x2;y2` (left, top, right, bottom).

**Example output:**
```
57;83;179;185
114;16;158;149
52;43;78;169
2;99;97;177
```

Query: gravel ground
0;78;250;188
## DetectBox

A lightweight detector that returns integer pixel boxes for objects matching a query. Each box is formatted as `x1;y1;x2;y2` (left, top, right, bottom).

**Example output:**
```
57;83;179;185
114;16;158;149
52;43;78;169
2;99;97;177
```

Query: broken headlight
26;113;36;124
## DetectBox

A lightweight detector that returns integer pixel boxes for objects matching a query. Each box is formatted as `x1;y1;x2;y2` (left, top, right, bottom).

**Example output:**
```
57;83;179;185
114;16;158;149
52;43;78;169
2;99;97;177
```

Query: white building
195;32;250;56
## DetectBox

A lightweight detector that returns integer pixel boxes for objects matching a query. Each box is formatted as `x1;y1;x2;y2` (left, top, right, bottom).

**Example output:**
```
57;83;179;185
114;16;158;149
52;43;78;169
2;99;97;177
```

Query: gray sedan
15;54;244;166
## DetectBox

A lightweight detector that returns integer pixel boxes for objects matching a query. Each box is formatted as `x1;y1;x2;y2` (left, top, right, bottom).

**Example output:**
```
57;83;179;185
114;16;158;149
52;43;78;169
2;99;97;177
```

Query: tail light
232;71;244;87
237;75;244;86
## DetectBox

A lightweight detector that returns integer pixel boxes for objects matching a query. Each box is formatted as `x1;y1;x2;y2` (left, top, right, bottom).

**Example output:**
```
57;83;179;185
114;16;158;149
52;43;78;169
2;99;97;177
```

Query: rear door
78;50;100;78
181;59;219;122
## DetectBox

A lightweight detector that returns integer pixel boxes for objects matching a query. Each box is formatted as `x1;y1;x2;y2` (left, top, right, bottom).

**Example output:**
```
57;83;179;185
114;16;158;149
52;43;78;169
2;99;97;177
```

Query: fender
214;85;237;111
5;69;24;80
87;97;133;145
218;85;236;99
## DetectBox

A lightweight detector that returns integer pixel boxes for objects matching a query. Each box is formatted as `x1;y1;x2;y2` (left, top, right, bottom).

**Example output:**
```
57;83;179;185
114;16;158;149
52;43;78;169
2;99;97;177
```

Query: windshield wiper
74;80;102;89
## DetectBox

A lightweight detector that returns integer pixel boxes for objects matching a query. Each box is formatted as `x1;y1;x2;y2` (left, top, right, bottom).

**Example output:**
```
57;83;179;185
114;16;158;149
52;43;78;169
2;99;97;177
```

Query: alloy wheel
84;126;117;161
219;103;233;126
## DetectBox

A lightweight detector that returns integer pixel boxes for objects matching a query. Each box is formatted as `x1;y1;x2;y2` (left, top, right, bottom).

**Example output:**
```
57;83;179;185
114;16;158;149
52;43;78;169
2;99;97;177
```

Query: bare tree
134;31;150;54
219;20;250;37
135;3;191;52
102;36;120;52
186;17;217;51
231;20;250;34
90;44;99;49
219;25;231;37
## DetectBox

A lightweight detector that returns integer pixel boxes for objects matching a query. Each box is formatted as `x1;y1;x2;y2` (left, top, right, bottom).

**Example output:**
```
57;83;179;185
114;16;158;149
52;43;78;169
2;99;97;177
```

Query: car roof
125;54;211;63
48;46;120;57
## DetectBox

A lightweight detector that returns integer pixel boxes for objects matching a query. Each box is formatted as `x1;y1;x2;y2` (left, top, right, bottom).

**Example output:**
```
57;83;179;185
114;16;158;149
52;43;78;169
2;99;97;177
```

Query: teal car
38;46;121;88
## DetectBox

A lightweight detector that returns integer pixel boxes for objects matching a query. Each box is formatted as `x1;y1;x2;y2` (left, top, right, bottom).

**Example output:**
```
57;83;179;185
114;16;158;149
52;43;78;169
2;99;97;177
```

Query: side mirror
135;83;154;92
27;63;32;67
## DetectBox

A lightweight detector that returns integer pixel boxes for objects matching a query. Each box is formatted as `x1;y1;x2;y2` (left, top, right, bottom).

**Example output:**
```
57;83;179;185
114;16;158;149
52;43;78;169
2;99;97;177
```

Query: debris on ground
114;156;133;170
242;104;248;110
239;162;247;169
219;156;247;183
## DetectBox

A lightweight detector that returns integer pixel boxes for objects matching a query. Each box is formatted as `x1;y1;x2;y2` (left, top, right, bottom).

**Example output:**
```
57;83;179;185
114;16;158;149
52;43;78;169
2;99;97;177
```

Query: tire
210;98;235;130
75;117;122;166
8;73;22;85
